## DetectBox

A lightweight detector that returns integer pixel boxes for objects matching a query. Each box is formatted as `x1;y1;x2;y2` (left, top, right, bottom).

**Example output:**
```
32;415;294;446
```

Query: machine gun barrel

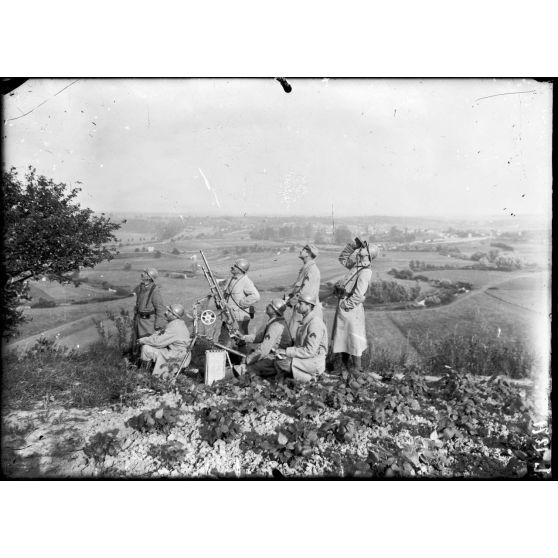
199;250;239;333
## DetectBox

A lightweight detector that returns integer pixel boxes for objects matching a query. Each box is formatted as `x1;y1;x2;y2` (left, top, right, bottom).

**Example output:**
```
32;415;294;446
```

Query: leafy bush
388;268;414;280
123;263;132;271
367;281;420;304
31;297;56;308
2;339;150;410
423;333;535;379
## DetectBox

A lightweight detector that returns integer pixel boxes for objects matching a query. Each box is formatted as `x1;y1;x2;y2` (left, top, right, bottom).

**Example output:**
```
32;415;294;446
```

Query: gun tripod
172;297;246;381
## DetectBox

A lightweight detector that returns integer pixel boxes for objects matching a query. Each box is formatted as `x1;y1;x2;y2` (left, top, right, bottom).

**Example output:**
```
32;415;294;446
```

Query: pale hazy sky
3;78;553;219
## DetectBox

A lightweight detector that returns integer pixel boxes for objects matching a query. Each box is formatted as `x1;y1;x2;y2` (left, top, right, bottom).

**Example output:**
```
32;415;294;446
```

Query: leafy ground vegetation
1;327;551;479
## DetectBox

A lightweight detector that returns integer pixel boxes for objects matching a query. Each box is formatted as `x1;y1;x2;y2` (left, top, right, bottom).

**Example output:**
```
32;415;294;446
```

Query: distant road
409;235;493;245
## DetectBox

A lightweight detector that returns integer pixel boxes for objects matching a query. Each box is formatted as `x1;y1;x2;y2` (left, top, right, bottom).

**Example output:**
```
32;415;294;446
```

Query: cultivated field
11;234;550;374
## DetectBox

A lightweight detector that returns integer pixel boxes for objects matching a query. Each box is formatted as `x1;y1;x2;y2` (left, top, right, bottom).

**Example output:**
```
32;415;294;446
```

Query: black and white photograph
1;77;552;480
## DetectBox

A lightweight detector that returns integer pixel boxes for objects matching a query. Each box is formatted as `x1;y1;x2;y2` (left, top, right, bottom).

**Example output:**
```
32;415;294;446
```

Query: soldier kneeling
236;298;292;378
138;303;190;378
273;294;328;383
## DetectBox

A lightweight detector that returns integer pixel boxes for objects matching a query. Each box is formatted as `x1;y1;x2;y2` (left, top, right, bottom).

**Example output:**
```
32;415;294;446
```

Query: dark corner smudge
275;78;292;93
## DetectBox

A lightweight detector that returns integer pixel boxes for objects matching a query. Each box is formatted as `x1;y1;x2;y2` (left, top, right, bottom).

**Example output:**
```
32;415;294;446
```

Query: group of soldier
130;238;379;382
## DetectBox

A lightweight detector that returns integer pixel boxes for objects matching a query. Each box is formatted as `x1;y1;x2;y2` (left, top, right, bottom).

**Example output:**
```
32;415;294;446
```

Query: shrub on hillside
367;281;421;304
123;263;132;271
424;333;534;379
2;333;150;410
388;268;414;280
31;297;56;309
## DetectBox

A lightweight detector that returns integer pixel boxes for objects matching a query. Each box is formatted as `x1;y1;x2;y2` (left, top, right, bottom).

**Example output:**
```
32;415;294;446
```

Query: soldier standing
218;258;260;345
274;294;328;383
331;239;379;373
286;243;322;339
129;268;166;361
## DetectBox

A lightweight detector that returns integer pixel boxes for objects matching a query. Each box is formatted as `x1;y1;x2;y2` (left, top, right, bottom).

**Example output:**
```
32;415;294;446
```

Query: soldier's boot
341;353;351;371
351;356;363;374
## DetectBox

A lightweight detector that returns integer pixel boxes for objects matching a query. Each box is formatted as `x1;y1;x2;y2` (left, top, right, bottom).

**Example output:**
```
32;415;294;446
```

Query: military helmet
270;298;287;315
234;258;250;273
166;303;185;318
303;243;319;258
143;268;159;280
297;293;317;307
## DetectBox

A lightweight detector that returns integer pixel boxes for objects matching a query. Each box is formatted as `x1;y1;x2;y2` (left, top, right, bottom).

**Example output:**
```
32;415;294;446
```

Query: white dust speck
278;172;308;208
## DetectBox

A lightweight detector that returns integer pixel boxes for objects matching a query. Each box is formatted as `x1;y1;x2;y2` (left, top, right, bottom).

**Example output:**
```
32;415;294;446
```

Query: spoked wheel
200;309;217;325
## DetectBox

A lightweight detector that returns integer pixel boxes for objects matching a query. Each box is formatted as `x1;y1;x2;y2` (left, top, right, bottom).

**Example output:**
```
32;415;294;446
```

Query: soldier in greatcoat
274;294;328;383
218;258;260;344
236;298;292;378
129;268;166;361
331;239;379;373
286;243;322;339
138;303;190;377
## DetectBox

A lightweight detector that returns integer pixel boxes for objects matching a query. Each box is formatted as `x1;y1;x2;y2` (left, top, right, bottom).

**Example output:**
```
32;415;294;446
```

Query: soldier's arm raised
338;240;359;269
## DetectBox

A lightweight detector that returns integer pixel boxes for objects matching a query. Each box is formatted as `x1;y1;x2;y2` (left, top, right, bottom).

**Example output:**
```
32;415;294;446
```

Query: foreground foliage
2;167;121;338
2;338;551;478
2;319;550;478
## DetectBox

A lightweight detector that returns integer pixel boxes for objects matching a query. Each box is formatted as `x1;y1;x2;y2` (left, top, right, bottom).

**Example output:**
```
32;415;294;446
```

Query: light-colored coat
133;282;166;337
285;309;328;380
287;260;322;338
223;274;260;324
332;244;373;357
245;316;292;364
139;318;190;376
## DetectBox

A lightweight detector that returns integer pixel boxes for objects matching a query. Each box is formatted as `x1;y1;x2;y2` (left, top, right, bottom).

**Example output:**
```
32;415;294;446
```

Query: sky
3;78;553;220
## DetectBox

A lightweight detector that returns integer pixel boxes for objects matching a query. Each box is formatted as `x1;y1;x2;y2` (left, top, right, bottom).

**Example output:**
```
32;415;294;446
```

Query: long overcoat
284;309;328;380
332;244;373;357
287;260;323;338
133;282;166;338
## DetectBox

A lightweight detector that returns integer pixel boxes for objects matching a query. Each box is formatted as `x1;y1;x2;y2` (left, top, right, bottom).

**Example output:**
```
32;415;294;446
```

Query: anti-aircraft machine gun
199;250;241;337
173;251;245;381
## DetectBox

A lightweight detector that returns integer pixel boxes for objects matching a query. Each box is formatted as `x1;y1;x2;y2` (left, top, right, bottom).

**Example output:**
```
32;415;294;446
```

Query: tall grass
2;325;151;411
419;332;535;379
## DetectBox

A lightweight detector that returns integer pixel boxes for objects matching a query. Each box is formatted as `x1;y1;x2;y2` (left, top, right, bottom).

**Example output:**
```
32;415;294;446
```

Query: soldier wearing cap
236;298;293;377
274;293;328;383
218;258;260;346
129;268;166;361
331;238;379;373
286;243;322;339
138;303;191;377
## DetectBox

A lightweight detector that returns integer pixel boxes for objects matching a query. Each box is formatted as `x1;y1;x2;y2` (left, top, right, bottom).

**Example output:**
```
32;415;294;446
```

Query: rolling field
11;237;550;372
28;279;118;303
387;290;542;353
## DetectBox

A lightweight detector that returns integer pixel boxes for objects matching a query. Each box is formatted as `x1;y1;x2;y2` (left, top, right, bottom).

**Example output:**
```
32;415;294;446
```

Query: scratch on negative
474;90;536;103
5;79;80;122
